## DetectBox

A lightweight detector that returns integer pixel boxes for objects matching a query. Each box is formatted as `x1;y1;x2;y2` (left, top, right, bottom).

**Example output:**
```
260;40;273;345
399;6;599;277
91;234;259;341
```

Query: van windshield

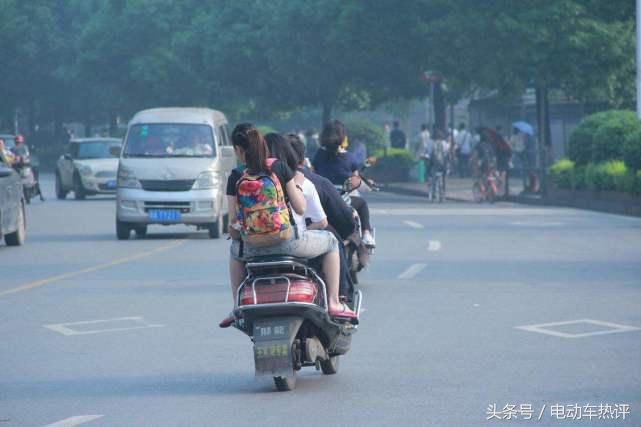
123;124;216;158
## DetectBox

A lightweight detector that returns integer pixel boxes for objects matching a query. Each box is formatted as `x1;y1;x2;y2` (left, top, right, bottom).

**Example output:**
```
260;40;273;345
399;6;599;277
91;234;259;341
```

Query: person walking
389;121;407;149
455;123;473;177
509;127;527;190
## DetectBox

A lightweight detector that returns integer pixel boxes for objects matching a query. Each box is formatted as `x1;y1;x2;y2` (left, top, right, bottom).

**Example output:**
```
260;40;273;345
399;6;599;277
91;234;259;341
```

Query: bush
623;127;641;171
548;159;574;189
343;118;386;157
568;110;640;165
584;161;627;192
591;111;640;163
568;111;616;165
571;165;586;190
368;148;417;182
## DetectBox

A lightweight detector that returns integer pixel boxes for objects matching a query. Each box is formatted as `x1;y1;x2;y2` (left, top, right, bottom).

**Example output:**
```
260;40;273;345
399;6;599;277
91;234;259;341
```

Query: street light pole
637;0;641;118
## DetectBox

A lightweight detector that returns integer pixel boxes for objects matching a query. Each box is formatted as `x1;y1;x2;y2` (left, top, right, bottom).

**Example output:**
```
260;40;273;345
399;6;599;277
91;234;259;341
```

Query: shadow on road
0;372;282;398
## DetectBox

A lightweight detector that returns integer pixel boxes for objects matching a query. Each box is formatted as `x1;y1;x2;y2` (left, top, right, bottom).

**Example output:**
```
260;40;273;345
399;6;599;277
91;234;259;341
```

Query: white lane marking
0;239;186;298
44;316;164;336
403;220;424;229
473;304;480;308
44;415;104;427
398;263;427;280
371;208;576;216
510;221;563;227
428;240;441;251
515;319;641;339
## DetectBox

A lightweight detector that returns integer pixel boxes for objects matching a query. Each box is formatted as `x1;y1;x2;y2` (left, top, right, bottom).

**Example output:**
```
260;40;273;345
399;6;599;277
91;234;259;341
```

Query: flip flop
218;310;242;328
328;303;358;319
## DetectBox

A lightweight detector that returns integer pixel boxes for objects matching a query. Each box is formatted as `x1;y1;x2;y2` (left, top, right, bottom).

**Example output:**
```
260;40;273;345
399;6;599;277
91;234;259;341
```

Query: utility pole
637;0;641;118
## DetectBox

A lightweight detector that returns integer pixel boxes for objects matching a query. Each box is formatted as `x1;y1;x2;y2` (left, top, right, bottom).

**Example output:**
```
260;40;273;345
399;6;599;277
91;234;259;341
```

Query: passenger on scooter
312;120;375;247
11;135;29;161
264;133;328;232
288;134;356;297
220;124;357;328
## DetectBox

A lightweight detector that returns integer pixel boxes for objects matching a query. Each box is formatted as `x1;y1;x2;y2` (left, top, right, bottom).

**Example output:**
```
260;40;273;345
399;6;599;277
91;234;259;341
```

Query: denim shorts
230;229;338;261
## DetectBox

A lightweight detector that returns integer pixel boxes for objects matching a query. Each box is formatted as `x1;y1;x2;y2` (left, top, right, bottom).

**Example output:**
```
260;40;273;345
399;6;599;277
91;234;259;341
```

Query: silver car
55;138;122;200
115;108;236;240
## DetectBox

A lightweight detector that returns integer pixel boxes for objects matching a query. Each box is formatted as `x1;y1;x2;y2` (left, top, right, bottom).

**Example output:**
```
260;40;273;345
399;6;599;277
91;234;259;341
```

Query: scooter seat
245;255;309;265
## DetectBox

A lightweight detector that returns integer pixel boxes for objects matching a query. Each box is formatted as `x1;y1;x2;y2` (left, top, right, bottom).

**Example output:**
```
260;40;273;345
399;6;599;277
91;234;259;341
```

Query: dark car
0;152;26;246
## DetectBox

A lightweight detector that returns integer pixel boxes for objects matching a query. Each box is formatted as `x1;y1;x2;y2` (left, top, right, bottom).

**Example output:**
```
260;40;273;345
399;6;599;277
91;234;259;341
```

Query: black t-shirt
302;168;355;240
225;160;295;199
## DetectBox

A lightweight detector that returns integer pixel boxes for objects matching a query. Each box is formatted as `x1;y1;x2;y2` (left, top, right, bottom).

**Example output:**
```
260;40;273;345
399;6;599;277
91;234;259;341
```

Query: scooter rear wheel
273;375;296;391
320;356;340;375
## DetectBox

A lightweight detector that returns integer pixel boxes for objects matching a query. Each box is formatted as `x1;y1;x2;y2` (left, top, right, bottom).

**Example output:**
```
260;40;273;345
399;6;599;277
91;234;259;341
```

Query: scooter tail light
239;278;317;305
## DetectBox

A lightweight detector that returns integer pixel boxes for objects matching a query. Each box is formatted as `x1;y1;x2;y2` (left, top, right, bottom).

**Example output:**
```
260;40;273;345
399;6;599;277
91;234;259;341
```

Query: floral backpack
236;159;293;247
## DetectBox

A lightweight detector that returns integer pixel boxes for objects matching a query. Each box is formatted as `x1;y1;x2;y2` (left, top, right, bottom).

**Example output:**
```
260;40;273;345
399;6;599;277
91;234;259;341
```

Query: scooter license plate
253;319;293;377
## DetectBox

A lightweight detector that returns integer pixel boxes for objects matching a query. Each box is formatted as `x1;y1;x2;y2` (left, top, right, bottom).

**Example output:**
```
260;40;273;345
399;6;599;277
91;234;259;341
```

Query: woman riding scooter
312;120;375;247
220;124;357;328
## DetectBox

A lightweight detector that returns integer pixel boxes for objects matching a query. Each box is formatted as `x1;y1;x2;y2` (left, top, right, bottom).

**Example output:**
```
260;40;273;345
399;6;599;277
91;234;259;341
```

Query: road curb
379;185;470;202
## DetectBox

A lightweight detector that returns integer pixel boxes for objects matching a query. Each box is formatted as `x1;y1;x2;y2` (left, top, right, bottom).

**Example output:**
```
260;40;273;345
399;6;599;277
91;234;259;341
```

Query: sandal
328;303;358;319
218;310;242;328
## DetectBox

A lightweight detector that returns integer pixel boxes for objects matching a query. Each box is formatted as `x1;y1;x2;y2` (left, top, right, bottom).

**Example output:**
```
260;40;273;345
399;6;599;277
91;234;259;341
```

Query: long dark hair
319;119;346;157
264;132;298;171
231;123;270;173
286;133;305;167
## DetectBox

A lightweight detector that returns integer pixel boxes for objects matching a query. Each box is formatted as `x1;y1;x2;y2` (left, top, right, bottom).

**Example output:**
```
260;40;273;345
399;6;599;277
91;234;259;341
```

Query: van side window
222;125;231;146
217;126;227;146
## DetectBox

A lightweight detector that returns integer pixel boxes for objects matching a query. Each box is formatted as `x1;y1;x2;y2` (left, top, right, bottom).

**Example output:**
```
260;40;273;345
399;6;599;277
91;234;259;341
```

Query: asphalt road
1;175;640;426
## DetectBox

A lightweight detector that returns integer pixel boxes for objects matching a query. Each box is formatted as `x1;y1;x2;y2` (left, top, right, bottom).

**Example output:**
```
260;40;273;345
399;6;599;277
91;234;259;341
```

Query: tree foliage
0;0;635;138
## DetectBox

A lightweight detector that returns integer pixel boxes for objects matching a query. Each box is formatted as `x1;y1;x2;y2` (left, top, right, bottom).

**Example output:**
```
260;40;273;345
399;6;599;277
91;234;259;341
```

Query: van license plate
148;209;181;221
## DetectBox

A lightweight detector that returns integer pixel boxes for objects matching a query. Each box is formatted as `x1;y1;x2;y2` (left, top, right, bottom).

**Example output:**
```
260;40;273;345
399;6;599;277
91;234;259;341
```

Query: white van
116;108;236;239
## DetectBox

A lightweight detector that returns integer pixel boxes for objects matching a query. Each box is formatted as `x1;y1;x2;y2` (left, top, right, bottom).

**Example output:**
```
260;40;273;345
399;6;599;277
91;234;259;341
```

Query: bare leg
229;256;246;306
321;250;343;311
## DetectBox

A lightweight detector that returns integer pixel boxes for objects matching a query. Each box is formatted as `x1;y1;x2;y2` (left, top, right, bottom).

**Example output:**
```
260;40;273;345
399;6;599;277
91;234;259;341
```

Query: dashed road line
398;263;427;280
0;239;186;298
403;220;424;229
44;415;104;427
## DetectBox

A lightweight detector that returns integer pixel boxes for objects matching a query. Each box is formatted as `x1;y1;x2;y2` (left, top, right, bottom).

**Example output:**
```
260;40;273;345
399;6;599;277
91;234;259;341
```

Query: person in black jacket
289;135;356;296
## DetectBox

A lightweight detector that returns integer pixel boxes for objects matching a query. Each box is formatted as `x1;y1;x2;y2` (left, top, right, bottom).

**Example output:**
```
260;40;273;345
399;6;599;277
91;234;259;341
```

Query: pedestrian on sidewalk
455;123;473;177
509;127;527;190
390;121;407;149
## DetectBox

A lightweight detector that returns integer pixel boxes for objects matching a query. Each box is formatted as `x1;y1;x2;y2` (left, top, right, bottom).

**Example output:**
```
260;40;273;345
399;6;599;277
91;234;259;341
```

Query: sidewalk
382;176;528;203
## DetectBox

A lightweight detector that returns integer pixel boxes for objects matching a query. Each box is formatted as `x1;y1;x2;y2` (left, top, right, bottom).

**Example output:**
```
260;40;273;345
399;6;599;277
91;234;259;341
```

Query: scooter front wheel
273;374;296;391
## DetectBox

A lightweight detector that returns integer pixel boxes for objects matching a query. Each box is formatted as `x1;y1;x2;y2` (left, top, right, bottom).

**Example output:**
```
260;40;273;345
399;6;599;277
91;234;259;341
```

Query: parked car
0;153;26;246
55;138;122;200
116;108;236;239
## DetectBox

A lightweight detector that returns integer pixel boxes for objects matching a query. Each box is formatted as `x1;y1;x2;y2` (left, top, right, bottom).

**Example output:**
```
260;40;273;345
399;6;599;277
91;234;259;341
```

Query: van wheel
116;219;131;240
134;226;147;238
223;213;229;233
55;172;67;199
208;213;223;239
73;173;86;200
5;202;26;246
